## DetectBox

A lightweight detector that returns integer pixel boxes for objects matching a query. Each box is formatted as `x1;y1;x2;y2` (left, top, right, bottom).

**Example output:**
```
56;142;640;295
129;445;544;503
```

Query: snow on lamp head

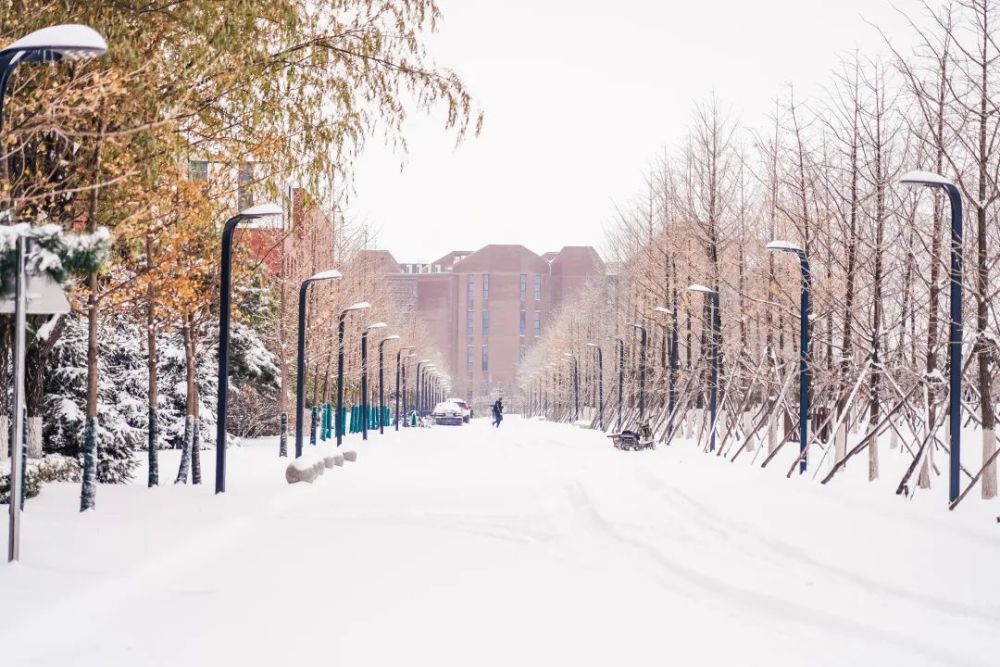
687;283;717;295
900;170;955;189
309;269;342;282
766;240;804;254
2;24;107;61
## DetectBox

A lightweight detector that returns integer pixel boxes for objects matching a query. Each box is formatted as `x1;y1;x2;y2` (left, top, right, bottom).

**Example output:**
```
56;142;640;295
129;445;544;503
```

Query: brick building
383;244;604;405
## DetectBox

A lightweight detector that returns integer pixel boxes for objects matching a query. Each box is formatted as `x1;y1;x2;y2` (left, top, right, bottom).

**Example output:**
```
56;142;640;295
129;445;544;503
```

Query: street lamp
1;25;108;134
336;301;371;446
688;283;720;452
655;305;680;433
293;270;342;458
901;170;963;503
423;364;436;414
0;25;106;560
609;337;625;431
215;203;283;494
563;352;579;422
631;323;648;423
767;240;811;473
586;343;604;430
360;322;387;440
395;346;413;431
414;360;430;416
378;334;400;435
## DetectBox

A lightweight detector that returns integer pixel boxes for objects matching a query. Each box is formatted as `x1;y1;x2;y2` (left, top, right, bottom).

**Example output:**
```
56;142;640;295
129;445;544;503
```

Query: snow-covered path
2;416;997;666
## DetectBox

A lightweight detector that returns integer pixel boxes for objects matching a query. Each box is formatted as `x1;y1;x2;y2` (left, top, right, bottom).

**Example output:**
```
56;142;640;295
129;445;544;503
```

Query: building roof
432;250;473;270
549;246;604;275
360;249;402;275
451;244;549;274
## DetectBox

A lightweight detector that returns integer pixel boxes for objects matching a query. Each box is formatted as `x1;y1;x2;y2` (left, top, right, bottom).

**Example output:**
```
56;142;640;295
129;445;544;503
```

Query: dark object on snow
608;422;654;451
492;398;504;428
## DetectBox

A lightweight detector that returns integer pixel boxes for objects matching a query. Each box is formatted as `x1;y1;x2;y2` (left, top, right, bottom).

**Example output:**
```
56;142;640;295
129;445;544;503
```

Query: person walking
492;397;504;428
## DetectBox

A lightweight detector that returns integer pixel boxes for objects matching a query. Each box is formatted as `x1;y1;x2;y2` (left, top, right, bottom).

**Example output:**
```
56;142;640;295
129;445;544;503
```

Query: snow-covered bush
0;454;80;503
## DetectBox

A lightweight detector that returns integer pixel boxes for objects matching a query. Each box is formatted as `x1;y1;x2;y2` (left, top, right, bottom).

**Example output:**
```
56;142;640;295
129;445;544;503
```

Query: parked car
447;397;473;423
432;401;465;426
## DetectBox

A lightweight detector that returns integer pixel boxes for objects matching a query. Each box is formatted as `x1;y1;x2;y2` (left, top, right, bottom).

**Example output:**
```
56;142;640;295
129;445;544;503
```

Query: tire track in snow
640;472;1000;626
563;479;992;667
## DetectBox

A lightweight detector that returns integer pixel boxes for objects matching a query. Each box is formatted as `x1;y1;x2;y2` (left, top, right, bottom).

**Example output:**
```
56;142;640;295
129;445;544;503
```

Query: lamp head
688;283;717;295
586;342;600;348
365;321;388;331
309;269;342;282
654;305;674;316
900;170;954;188
630;322;646;331
344;301;371;313
238;202;282;218
766;240;804;254
382;334;401;342
3;24;108;61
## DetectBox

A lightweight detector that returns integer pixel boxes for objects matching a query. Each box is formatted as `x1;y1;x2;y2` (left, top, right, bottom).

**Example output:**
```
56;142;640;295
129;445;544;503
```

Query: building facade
382;244;604;406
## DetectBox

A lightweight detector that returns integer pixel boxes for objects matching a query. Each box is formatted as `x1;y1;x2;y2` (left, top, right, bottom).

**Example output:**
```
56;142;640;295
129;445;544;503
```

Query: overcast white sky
349;0;922;263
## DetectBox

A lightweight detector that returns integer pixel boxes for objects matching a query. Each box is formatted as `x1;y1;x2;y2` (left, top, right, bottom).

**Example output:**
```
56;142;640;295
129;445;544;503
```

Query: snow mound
285;456;325;484
342;450;358;463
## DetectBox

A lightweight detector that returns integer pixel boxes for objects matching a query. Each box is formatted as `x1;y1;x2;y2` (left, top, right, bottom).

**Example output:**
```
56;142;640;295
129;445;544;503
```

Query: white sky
349;0;921;263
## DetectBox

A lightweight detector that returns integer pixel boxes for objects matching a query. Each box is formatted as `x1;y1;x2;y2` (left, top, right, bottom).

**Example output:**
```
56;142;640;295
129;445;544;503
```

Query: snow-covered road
2;416;997;666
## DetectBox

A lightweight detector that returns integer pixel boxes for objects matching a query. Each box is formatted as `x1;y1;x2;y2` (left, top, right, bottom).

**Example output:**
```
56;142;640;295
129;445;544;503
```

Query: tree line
521;0;1000;507
0;1;477;507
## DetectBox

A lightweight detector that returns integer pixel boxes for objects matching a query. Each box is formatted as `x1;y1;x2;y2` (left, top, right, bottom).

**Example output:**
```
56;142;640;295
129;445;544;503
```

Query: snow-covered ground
2;416;998;666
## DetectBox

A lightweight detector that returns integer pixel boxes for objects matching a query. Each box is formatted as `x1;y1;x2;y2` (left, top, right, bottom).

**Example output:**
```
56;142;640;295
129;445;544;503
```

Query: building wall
380;244;604;408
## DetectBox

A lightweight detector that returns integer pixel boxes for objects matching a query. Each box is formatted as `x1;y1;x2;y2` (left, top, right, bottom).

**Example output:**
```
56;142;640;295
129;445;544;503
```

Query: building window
466;310;474;340
534;275;542;300
237;162;254;210
189;160;208;182
467;346;474;373
519;346;526;362
520;273;527;301
467;274;475;307
481;344;488;371
534;312;541;337
482;309;489;337
519;310;526;337
482;273;489;301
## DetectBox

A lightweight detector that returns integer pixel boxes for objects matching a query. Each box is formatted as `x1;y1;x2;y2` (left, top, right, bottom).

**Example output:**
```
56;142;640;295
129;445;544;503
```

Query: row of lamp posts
525;171;962;505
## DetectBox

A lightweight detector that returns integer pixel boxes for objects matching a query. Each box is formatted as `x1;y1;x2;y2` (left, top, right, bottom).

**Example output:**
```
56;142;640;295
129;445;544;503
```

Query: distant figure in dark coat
492;398;504;428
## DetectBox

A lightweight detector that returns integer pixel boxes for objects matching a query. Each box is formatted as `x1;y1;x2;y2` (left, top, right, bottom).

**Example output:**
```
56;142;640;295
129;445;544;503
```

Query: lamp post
610;337;625;431
360;321;386;441
689;284;720;452
293;270;342;458
655;306;680;431
767;241;812;473
1;25;106;561
563;352;579;421
395;346;413;431
631;323;648;423
336;301;371;446
901;170;963;503
587;343;604;430
215;203;283;494
423;364;436;413
414;360;430;417
378;334;400;435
